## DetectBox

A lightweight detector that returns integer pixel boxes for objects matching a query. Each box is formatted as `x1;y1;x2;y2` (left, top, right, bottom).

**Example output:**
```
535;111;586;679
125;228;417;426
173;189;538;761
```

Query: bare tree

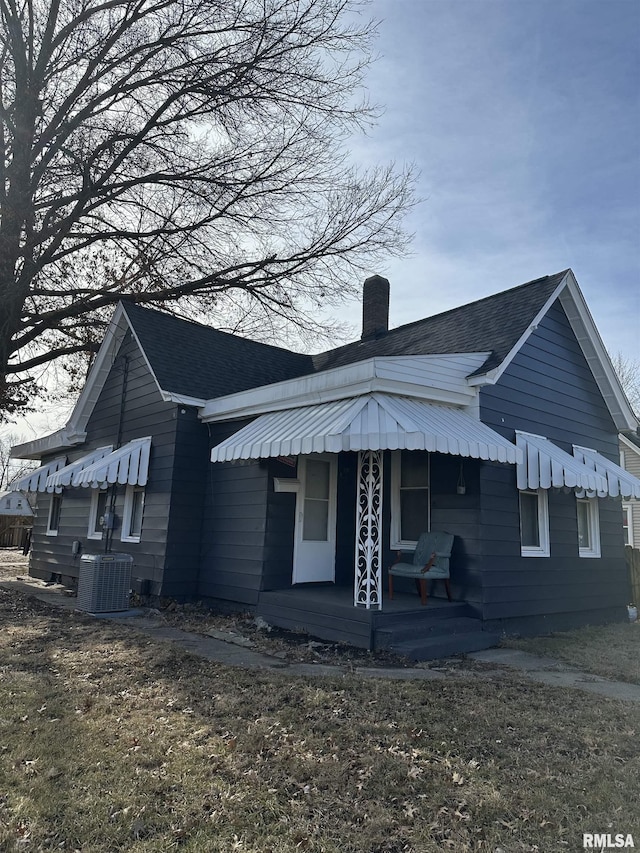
0;0;415;415
610;352;640;417
0;431;36;490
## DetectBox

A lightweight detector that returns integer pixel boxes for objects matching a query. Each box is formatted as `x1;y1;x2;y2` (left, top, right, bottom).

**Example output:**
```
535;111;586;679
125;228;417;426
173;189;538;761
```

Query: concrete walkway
3;575;640;701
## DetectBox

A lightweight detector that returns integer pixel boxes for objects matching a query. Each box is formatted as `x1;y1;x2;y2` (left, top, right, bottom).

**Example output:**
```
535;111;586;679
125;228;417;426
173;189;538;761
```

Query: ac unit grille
77;553;133;612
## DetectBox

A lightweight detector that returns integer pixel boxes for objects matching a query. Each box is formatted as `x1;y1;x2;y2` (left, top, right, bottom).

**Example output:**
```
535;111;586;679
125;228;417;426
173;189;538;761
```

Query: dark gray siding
430;454;482;612
29;333;177;595
262;458;298;591
162;406;210;598
478;300;628;631
197;421;269;606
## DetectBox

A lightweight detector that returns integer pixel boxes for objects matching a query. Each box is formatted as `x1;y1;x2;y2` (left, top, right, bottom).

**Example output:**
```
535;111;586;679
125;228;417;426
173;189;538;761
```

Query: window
88;489;109;540
391;450;430;548
121;486;145;542
576;497;600;558
519;489;549;557
622;504;634;547
47;493;63;536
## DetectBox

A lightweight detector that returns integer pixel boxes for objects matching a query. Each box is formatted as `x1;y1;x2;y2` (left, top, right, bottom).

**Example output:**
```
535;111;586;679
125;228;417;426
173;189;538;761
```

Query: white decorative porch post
354;450;383;608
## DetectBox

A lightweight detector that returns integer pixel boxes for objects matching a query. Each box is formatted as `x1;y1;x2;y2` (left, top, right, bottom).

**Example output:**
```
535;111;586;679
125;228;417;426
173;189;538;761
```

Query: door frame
275;454;338;584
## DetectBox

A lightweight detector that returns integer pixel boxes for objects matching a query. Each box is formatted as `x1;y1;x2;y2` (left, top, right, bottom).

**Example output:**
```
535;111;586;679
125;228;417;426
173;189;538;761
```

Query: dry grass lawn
0;578;639;852
503;622;640;685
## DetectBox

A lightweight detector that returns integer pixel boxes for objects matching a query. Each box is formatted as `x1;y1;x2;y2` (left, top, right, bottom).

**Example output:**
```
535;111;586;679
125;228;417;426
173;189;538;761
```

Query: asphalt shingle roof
312;271;569;374
122;303;313;400
122;271;569;400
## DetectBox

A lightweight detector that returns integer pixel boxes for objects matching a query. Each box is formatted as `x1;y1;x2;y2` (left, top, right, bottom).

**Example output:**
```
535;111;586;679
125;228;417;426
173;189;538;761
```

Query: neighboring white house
620;432;640;548
0;490;33;516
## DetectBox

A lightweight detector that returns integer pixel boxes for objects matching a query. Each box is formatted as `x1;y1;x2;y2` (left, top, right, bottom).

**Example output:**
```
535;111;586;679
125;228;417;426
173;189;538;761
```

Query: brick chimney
361;274;390;340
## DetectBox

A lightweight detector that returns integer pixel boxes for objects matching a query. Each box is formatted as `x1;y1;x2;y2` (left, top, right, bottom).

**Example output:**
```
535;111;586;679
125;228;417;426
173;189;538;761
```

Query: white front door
292;455;337;584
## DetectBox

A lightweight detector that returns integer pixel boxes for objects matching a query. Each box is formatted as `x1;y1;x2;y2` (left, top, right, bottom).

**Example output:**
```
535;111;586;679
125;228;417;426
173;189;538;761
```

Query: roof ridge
315;270;570;359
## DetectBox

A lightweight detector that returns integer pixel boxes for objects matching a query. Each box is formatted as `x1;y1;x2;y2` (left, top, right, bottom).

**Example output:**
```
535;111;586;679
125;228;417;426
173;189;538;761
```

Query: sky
3;0;640;446
342;0;640;357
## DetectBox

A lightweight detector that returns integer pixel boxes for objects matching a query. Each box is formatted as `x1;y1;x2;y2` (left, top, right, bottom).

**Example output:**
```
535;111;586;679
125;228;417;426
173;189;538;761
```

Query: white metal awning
210;394;521;463
516;432;608;492
573;445;640;498
45;446;114;491
15;457;67;493
71;437;152;488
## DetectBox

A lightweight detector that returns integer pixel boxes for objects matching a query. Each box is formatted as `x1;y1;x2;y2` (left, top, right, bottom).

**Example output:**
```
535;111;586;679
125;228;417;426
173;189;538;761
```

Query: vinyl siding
197;421;269;605
29;333;177;595
478;300;628;631
162;406;210;598
621;441;640;548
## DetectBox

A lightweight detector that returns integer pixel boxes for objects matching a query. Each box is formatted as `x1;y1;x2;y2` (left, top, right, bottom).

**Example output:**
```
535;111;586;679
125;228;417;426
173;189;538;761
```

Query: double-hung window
576;497;600;558
519;489;550;557
622;503;634;547
391;450;430;548
47;493;63;536
87;489;109;540
121;486;145;543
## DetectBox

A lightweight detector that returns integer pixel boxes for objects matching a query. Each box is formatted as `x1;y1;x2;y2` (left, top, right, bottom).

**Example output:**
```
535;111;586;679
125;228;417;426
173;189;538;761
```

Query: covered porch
209;390;522;615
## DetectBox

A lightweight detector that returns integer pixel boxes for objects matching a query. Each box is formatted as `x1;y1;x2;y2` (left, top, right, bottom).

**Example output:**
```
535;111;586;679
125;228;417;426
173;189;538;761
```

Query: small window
88;489;109;540
577;498;600;558
622;503;634;547
47;493;63;536
519;489;549;557
390;450;430;548
121;486;145;542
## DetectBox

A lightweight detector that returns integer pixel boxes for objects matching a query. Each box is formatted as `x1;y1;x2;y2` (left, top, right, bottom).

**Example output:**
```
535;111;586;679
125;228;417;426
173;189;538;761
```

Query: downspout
104;355;129;553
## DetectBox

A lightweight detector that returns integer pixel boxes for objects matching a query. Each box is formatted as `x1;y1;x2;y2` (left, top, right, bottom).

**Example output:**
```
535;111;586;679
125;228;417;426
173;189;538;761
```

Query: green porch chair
388;531;454;605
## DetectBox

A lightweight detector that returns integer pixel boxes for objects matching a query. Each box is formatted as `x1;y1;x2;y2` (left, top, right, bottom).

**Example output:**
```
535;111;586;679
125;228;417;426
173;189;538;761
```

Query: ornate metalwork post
354;449;383;608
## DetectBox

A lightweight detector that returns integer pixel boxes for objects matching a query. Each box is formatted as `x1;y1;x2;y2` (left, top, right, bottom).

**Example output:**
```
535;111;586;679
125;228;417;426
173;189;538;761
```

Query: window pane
400;451;429;488
305;459;330;499
91;491;108;535
622;506;631;546
49;495;62;532
129;490;144;537
400;488;430;542
303;498;329;540
520;492;540;547
577;501;591;549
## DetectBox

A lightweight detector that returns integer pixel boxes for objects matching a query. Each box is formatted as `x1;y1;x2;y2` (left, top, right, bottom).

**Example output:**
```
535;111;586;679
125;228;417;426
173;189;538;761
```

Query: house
12;269;640;657
0;490;33;549
620;431;640;548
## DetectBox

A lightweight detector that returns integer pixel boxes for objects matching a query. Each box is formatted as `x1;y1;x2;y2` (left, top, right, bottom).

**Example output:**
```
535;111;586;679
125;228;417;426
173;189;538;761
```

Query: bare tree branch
0;0;416;415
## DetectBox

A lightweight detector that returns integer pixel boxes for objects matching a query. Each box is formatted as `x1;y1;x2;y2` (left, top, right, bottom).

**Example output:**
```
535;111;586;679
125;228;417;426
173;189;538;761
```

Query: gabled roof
12;268;638;460
312;271;568;373
121;303;313;401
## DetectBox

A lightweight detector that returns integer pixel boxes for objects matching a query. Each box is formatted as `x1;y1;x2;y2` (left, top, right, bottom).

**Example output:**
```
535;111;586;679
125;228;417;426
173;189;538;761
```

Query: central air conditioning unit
77;553;133;613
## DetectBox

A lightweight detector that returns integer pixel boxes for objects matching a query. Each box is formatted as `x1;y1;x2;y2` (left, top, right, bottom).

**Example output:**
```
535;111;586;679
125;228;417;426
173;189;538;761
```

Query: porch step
388;630;500;662
375;616;488;648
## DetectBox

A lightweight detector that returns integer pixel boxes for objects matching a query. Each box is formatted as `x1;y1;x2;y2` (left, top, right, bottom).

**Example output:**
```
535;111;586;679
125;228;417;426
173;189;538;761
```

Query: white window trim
519;489;550;557
46;493;62;536
622;502;634;548
577;497;601;558
87;488;108;540
390;450;430;550
121;485;145;543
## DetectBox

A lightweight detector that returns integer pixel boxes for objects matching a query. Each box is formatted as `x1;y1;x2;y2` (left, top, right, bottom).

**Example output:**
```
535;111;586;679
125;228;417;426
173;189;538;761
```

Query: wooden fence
625;545;640;606
0;517;31;550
